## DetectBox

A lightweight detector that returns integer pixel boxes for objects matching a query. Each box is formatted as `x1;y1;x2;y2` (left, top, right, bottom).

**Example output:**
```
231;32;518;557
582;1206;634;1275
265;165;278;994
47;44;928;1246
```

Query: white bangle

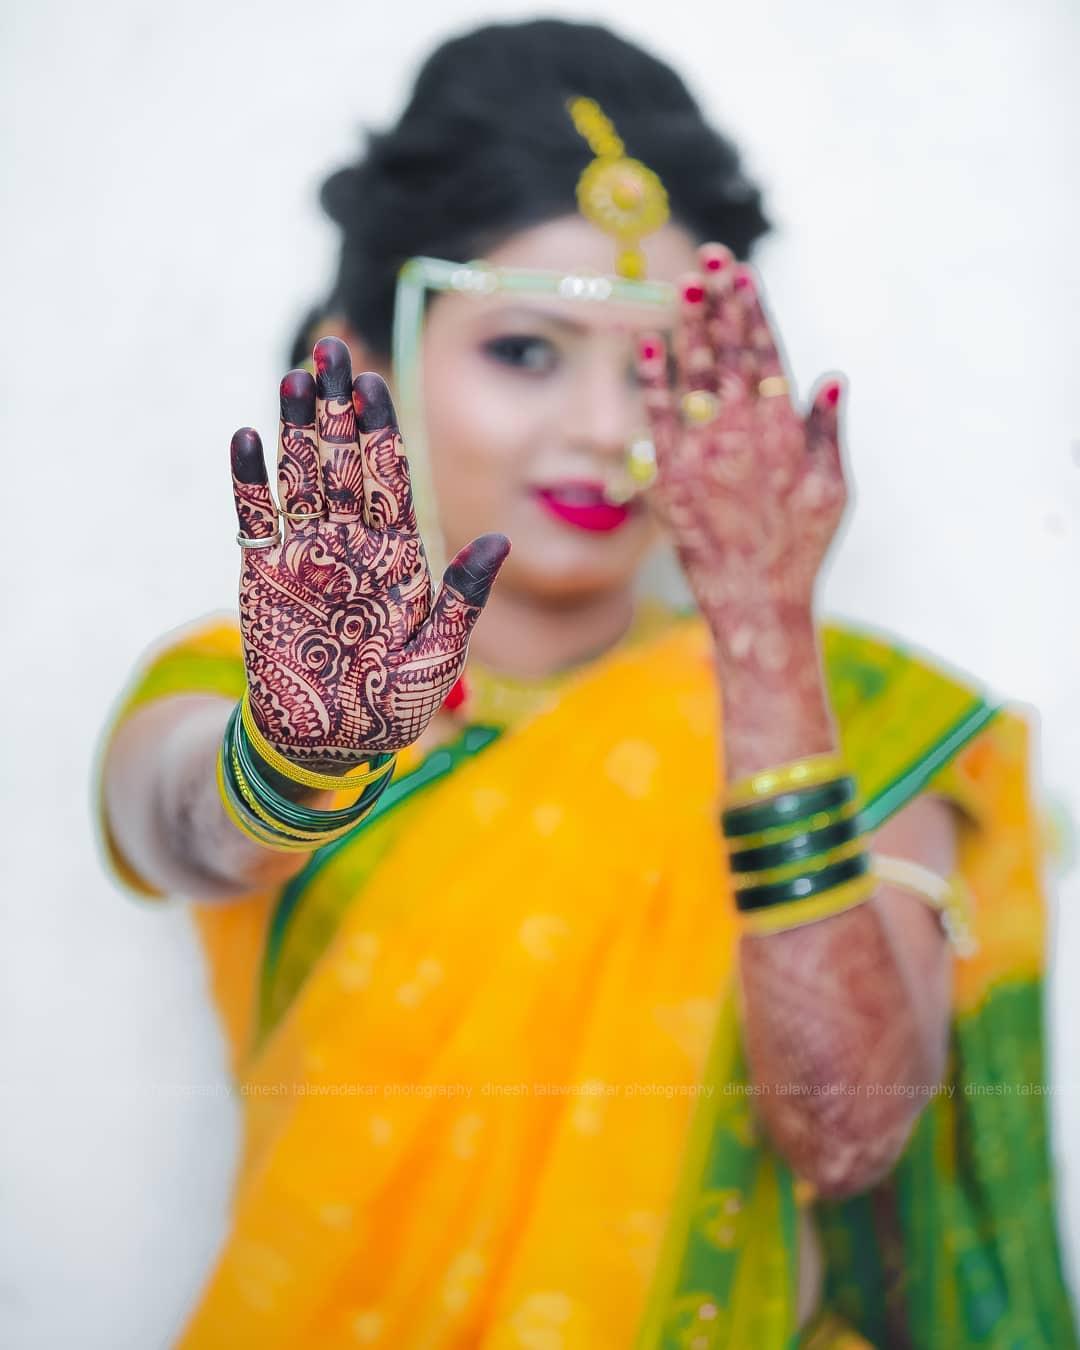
871;853;979;958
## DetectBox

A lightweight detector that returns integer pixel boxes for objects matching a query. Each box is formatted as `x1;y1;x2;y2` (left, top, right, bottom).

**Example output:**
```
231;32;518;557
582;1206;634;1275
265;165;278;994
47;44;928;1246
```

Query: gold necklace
457;598;685;730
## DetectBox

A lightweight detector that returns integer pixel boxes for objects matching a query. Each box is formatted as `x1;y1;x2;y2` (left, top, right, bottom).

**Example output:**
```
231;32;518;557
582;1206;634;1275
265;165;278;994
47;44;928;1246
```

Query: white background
3;1;1078;1345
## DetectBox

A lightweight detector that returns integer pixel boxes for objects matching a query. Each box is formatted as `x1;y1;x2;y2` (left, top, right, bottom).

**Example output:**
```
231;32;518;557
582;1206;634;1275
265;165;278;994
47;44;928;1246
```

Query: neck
465;584;638;680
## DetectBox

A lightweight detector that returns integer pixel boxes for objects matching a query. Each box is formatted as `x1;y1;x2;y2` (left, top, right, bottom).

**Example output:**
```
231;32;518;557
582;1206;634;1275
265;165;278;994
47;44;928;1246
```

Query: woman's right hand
230;336;509;769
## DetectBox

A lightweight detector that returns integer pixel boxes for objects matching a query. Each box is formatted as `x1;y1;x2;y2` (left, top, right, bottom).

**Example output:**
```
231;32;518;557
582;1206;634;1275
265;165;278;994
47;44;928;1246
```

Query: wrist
707;600;817;669
710;603;836;781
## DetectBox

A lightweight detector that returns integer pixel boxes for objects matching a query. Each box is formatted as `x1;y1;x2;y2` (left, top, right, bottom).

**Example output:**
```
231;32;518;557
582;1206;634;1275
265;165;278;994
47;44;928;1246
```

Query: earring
607;435;657;504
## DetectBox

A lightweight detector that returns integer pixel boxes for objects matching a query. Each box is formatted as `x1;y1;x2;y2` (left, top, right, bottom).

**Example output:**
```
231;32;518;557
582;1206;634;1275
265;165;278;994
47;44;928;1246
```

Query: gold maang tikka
567;96;670;498
567;96;670;281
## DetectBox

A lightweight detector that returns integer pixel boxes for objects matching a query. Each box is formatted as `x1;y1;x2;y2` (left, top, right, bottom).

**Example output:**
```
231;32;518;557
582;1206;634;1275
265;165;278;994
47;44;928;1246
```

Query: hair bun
319;162;370;229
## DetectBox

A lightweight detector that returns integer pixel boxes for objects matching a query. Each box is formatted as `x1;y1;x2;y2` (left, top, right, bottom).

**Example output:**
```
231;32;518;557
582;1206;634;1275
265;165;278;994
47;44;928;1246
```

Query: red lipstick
532;480;634;533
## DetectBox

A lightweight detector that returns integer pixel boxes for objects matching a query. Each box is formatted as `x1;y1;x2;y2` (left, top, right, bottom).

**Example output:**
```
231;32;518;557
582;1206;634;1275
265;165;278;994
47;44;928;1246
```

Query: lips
532;480;634;533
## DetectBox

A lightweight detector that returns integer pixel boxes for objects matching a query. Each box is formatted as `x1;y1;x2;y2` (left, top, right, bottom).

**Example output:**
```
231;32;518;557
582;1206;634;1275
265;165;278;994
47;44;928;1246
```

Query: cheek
423;354;547;519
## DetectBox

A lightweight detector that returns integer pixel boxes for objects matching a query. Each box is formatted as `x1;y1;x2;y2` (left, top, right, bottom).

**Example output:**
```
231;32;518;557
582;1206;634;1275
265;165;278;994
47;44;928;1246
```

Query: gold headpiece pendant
567;96;670;280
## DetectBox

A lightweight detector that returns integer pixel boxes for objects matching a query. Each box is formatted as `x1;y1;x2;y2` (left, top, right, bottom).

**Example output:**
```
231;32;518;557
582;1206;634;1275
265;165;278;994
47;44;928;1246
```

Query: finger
352;372;418;533
313;336;364;524
230;428;278;541
804;377;845;481
674;272;718;398
699;243;749;402
635;332;678;469
277;370;323;537
797;378;850;526
732;264;788;397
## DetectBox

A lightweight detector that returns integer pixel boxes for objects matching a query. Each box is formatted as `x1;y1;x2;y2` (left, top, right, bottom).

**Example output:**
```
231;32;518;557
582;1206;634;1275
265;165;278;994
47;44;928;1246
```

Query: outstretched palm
230;337;509;767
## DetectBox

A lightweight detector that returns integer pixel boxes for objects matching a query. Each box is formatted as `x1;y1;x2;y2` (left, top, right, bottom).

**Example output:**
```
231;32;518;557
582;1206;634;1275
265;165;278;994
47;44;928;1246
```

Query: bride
99;18;1076;1348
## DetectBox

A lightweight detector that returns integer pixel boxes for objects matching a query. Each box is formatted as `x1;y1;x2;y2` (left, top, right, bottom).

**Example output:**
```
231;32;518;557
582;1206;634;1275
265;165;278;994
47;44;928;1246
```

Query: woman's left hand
637;243;849;632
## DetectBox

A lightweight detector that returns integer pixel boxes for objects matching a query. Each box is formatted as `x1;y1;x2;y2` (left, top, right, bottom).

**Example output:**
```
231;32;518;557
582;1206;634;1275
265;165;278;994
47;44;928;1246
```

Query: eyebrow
477;303;673;336
480;305;590;335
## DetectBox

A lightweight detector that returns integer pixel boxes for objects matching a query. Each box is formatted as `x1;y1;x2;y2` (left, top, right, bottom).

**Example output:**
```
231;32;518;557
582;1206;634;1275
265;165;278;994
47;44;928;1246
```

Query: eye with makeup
481;333;559;375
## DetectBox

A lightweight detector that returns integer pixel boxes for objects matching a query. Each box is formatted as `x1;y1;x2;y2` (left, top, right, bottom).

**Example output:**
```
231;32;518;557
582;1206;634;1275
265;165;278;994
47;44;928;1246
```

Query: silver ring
236;532;279;549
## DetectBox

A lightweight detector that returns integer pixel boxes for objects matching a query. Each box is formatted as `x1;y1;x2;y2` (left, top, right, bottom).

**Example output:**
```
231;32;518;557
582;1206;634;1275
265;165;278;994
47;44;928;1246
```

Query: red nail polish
704;254;728;273
734;272;753;293
682;281;705;304
824;383;841;407
639;339;660;362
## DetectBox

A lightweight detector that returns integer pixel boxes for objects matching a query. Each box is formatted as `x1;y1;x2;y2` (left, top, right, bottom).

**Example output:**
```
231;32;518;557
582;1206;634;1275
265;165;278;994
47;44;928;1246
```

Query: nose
559;344;639;465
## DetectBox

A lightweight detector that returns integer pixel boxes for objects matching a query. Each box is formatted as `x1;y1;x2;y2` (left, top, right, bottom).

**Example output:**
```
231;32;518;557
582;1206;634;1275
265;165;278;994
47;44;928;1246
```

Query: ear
306;313;390;380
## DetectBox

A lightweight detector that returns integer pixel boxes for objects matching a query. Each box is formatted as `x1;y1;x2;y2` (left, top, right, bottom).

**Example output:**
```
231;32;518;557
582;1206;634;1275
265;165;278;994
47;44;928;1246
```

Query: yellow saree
98;604;1076;1348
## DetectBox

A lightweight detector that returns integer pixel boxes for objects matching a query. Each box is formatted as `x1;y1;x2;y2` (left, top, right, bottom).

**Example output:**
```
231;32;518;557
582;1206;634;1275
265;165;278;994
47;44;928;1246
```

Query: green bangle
722;777;856;839
221;704;395;850
728;814;861;874
734;851;871;913
217;743;317;852
230;706;393;831
230;741;374;844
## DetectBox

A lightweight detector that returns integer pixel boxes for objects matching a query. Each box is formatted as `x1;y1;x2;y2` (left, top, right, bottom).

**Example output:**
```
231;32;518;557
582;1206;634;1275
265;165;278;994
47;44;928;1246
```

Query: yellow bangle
735;835;866;888
229;742;372;845
872;854;978;957
240;691;392;792
725;752;849;809
216;751;315;853
739;874;877;936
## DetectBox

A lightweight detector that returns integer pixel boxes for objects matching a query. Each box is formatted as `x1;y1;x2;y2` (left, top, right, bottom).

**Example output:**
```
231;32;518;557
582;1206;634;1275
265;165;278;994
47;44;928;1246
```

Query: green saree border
857;698;998;833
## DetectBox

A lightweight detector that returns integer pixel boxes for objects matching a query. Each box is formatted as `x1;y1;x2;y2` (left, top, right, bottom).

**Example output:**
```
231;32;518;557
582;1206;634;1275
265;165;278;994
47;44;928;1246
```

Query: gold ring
757;376;789;399
280;508;323;523
681;390;720;425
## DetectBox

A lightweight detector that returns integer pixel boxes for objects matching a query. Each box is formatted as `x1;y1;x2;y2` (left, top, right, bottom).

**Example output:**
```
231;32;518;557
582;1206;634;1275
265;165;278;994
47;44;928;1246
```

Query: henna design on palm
230;339;510;767
637;243;849;625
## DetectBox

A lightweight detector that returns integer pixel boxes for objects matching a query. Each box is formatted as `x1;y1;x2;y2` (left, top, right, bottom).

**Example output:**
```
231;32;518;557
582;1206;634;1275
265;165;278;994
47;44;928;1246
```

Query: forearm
713;604;949;1198
104;695;320;898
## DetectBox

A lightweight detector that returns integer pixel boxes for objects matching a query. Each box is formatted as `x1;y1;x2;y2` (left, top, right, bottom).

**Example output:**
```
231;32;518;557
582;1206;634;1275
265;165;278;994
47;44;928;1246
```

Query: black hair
289;17;771;366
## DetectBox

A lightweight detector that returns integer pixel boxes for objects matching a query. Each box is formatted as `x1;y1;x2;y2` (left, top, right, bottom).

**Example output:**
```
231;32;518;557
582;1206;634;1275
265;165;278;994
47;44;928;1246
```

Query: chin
503;540;645;602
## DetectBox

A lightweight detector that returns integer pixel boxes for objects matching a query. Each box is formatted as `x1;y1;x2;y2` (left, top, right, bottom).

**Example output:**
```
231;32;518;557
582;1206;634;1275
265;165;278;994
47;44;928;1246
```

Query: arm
102;342;508;901
716;604;953;1199
103;695;326;898
638;243;954;1198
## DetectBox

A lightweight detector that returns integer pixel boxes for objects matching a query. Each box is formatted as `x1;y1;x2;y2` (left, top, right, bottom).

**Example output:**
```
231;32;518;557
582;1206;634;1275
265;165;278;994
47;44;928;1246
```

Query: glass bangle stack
217;692;397;853
721;753;873;935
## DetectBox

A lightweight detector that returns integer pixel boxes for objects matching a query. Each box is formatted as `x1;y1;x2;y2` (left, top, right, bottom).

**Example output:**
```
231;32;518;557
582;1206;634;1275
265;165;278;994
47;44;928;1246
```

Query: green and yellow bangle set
217;692;397;853
722;753;876;936
723;751;977;952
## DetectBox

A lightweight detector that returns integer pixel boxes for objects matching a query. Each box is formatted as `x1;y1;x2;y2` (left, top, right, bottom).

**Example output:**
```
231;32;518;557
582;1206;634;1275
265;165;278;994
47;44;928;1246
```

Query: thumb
415;532;511;652
803;376;845;480
439;532;511;610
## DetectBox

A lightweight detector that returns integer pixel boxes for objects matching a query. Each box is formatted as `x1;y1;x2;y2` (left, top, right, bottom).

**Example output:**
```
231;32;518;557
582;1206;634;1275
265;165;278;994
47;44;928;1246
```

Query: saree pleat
96;611;1077;1349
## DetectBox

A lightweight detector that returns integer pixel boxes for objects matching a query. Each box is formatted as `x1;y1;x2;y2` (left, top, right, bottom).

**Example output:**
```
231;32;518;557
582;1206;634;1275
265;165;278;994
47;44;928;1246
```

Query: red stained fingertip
824;383;842;407
639;338;661;362
701;245;731;273
682;281;705;305
734;270;754;293
280;369;316;425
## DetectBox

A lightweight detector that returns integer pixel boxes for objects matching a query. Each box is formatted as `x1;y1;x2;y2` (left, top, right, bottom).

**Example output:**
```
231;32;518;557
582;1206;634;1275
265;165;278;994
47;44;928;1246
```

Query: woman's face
419;215;699;603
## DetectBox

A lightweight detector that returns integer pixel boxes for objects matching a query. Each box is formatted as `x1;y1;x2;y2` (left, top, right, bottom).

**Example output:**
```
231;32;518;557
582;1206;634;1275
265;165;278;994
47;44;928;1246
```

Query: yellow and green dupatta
97;610;1076;1348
